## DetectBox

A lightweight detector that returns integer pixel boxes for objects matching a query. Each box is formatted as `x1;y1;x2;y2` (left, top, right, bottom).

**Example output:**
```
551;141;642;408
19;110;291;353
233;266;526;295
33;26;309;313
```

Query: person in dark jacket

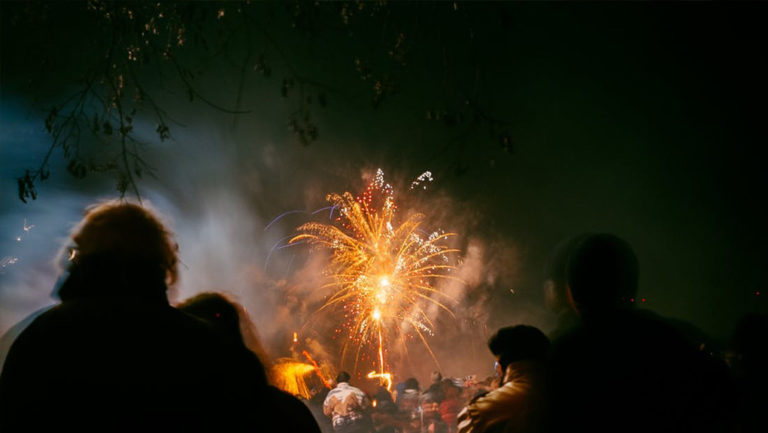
396;377;422;433
370;386;398;433
0;201;262;431
457;325;550;433
542;234;590;339
421;370;446;431
439;379;463;433
728;313;768;433
547;233;734;433
178;292;321;433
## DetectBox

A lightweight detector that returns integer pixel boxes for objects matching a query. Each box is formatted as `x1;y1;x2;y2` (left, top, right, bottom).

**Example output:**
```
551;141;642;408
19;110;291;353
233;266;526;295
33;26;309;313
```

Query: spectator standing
0;201;262;431
457;325;550;433
324;371;374;433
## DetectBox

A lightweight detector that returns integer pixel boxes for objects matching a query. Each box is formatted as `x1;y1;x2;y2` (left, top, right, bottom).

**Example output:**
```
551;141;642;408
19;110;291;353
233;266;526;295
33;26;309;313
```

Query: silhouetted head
544;234;591;313
403;377;419;391
57;201;178;301
730;313;768;376
336;371;351;384
177;291;270;387
566;233;638;316
374;386;394;404
488;325;550;372
430;370;443;383
177;293;243;347
177;291;273;387
441;378;461;397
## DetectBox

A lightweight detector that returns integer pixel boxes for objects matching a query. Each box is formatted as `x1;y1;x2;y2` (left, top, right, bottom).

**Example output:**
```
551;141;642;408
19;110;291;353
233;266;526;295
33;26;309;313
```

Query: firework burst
290;169;462;382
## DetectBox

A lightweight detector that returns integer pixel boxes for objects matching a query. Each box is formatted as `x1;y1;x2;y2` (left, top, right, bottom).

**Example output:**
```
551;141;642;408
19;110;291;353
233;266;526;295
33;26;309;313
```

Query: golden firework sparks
291;169;462;385
272;359;317;399
367;370;393;391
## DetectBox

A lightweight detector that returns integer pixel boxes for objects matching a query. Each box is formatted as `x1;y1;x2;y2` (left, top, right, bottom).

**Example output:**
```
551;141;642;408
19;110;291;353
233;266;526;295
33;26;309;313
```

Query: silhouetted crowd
0;202;765;432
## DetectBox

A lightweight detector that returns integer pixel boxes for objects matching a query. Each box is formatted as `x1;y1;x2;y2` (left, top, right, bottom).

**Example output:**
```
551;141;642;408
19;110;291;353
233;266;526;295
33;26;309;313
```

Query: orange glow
367;370;393;391
302;350;332;389
272;359;316;399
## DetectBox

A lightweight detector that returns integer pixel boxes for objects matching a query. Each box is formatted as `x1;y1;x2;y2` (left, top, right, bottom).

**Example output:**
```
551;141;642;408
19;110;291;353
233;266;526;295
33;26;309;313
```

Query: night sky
1;2;766;377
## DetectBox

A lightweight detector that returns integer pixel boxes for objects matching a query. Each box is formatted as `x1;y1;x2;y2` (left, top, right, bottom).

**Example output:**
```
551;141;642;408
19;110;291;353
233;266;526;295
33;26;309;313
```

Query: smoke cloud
0;62;544;388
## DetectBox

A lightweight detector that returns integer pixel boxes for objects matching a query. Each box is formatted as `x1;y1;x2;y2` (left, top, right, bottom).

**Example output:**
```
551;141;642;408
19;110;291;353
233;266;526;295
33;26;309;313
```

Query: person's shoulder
623;309;701;349
548;321;588;356
6;302;70;344
137;303;229;347
324;386;342;401
267;386;310;408
265;386;322;432
476;380;526;407
468;390;490;406
163;304;218;331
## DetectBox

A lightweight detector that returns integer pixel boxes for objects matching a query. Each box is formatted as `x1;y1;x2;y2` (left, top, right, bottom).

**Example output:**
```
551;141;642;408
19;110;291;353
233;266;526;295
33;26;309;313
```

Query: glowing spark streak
367;371;393;391
311;206;333;215
302;350;332;389
264;235;296;270
407;318;441;370
376;322;388;386
414;292;455;317
265;210;306;231
278;241;305;250
265;207;338;268
411;282;460;304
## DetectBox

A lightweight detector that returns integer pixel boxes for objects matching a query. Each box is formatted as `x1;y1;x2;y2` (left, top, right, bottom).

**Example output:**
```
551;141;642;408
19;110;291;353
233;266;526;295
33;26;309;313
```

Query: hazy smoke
0;85;537;388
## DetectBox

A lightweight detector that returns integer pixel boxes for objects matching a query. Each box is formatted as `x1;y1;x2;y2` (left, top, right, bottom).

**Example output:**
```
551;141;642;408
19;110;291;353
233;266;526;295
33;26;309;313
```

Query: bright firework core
291;169;462;387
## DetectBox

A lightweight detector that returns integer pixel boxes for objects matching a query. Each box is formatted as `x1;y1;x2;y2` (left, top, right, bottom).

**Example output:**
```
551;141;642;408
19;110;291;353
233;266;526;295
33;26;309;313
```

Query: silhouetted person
424;370;445;403
0;201;262;431
421;371;445;432
397;377;422;433
177;292;321;433
370;386;398;433
729;313;768;433
324;371;374;433
0;305;51;372
543;234;590;339
547;233;734;433
176;291;271;366
439;379;463;433
310;386;335;433
457;325;550;433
